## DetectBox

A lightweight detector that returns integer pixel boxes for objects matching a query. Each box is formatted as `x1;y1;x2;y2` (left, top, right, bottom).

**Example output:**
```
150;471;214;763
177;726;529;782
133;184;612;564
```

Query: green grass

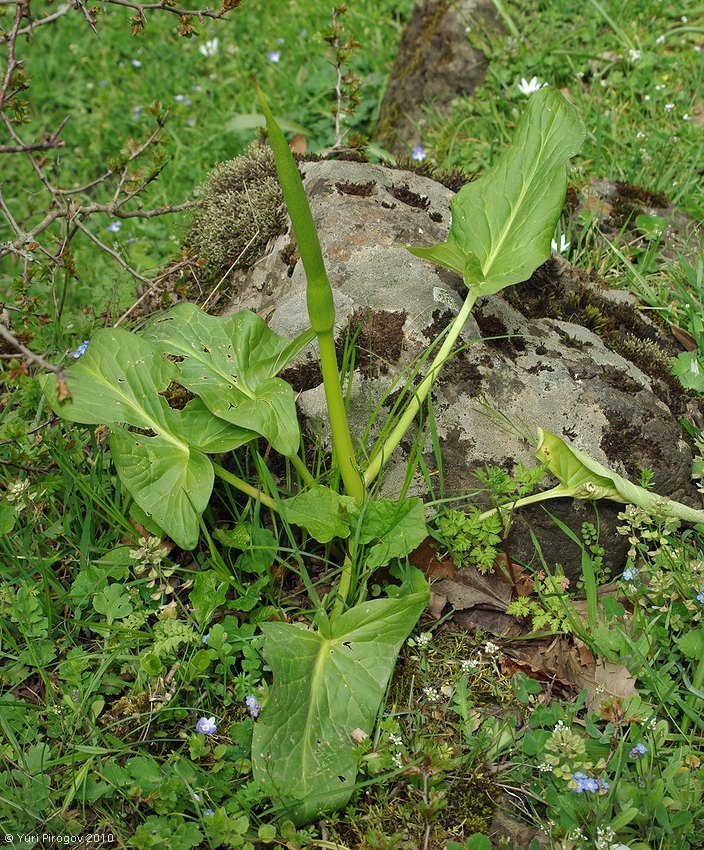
2;0;704;847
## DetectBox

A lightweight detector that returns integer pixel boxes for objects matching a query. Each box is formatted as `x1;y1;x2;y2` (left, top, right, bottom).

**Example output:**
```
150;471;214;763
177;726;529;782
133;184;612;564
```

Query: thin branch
0;322;65;378
0;115;70;155
101;0;230;19
15;3;73;37
72;217;153;284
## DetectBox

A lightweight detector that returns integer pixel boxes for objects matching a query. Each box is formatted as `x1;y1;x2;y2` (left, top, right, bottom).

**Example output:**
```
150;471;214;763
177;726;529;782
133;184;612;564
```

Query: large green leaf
110;427;213;549
408;87;585;296
535;428;704;524
145;303;311;456
40;328;245;549
252;586;428;823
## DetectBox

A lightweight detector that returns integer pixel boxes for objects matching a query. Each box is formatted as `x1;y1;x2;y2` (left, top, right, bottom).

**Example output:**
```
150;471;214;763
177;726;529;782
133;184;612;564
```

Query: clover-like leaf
145;303;311;456
408;87;585;296
252;585;428;823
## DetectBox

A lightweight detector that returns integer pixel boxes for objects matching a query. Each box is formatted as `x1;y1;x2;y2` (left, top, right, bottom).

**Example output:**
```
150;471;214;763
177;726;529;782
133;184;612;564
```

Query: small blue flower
411;145;427;162
131;58;142;68
204;809;215;817
133;106;142;119
106;221;122;233
192;792;200;802
202;632;210;644
196;716;217;735
70;340;90;359
697;590;704;605
245;694;261;718
268;50;281;63
187;117;196;127
174;94;192;106
571;771;600;793
598;778;610;791
631;742;647;756
623;567;639;582
276;37;285;44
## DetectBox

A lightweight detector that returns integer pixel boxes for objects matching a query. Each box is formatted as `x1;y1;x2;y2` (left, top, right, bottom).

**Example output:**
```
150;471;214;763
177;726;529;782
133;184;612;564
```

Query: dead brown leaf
574;659;638;713
432;566;512;612
289;134;307;155
409;536;456;581
672;324;698;352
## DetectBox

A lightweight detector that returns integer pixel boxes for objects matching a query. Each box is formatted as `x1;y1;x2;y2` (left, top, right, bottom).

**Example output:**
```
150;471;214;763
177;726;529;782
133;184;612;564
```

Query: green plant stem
211;461;278;511
319;330;365;502
363;292;478;488
289;452;316;488
477;485;583;522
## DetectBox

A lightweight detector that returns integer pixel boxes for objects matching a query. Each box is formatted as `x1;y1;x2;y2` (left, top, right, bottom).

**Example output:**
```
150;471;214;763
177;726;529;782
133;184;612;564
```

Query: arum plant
41;85;591;823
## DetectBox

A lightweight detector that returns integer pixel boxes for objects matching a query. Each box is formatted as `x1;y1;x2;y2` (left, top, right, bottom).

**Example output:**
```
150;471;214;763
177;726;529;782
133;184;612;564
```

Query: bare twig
0;322;65;378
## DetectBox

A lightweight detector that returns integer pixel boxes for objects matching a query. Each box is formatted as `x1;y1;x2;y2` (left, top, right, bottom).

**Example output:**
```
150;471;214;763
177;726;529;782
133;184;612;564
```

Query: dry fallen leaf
432;566;512;612
289;134;307;155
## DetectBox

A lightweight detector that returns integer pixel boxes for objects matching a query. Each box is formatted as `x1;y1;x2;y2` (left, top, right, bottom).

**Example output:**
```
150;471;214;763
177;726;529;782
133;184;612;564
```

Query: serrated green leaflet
536;428;704;524
145;303;313;456
353;498;428;569
40;328;246;549
252;587;428;824
408;87;585;295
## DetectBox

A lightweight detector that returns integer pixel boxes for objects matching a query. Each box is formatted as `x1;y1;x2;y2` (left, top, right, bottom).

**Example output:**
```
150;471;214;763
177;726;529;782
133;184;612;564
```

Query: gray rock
226;159;701;581
374;0;500;158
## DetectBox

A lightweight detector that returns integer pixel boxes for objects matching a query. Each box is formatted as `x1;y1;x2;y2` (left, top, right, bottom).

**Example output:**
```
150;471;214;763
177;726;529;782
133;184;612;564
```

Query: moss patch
342;307;407;375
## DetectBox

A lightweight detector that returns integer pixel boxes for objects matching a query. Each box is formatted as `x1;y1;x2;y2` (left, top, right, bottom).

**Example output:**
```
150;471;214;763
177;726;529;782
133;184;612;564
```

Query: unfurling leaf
536;428;704;524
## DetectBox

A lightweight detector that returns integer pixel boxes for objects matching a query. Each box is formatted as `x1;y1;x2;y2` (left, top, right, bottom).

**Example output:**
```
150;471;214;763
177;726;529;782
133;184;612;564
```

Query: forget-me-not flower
245;694;261;718
106;221;122;233
70;340;90;359
196;716;217;735
622;567;639;582
631;742;648;756
268;50;281;63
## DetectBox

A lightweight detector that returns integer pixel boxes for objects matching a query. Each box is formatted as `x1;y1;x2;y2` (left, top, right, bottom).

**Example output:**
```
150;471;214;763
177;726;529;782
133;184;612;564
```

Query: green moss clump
189;142;287;278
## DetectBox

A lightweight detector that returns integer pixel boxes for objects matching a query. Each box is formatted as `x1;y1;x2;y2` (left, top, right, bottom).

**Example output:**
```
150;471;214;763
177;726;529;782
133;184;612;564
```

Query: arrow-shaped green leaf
252;586;428;823
40;329;250;549
145;303;310;456
408;86;585;296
